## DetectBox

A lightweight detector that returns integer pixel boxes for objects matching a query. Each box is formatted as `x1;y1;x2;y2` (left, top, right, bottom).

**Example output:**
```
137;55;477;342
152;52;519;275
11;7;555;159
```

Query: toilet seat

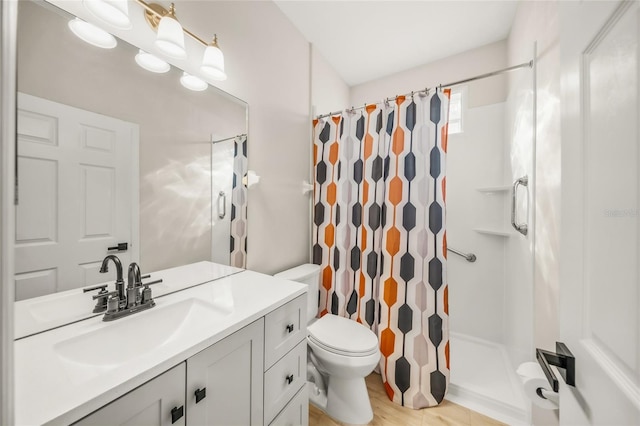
308;314;378;357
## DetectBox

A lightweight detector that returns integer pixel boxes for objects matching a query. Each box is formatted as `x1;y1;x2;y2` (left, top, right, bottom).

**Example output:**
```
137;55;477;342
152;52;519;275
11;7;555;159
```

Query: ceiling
275;1;519;86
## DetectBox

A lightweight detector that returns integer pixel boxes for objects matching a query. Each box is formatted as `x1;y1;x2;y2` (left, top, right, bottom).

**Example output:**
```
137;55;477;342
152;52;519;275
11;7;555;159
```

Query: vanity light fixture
135;49;171;73
154;3;187;59
137;1;227;80
201;35;227;81
83;0;132;30
68;17;117;49
180;72;208;91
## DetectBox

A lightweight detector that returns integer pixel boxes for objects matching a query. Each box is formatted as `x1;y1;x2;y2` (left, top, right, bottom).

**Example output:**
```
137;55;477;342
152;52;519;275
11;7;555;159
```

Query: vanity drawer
264;339;307;424
265;294;307;368
269;385;309;426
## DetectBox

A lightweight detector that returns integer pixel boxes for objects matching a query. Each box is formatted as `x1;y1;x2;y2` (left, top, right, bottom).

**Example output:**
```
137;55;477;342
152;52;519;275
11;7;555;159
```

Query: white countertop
15;261;243;339
14;268;307;425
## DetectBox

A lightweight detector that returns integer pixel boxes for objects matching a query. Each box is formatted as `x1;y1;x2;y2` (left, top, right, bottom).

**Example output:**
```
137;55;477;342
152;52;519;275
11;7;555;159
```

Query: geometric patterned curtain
312;89;450;409
230;134;248;268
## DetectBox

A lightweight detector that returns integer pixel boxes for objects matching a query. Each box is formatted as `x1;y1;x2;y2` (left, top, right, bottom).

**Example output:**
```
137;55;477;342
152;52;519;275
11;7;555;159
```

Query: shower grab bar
218;191;226;219
447;247;477;262
511;176;529;236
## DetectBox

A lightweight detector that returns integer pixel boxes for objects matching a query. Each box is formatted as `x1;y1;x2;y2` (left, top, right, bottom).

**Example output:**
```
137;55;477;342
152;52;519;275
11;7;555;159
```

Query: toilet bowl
274;264;380;424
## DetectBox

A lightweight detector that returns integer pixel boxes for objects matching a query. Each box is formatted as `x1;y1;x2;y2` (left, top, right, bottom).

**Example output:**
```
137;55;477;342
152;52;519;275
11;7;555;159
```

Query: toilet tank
274;264;321;323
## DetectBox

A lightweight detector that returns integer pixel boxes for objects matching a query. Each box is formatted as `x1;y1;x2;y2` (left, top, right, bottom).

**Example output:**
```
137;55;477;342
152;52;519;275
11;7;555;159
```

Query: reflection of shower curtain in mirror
230;135;248;268
312;90;450;408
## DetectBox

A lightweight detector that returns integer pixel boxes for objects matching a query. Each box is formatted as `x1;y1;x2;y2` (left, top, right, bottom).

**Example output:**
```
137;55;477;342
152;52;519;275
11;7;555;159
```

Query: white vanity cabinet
73;320;264;426
74;363;187;426
187;319;264;425
264;294;308;426
70;296;308;426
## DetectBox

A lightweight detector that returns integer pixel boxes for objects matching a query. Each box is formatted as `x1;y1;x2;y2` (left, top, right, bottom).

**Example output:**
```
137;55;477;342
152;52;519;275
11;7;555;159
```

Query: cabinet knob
171;406;184;424
285;374;294;385
195;387;207;404
286;323;294;333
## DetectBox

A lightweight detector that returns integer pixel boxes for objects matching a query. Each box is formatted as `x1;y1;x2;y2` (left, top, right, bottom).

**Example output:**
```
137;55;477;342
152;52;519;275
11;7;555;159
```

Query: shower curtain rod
211;133;247;144
315;60;533;119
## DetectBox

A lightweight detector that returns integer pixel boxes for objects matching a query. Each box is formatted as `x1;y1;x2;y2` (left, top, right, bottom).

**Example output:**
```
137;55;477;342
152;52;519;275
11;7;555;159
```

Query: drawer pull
171;406;184;424
195;387;206;403
286;323;294;333
285;374;294;385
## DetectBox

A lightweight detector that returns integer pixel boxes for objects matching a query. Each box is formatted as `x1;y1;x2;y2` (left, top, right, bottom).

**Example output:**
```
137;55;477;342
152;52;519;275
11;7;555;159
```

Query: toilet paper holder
536;342;575;392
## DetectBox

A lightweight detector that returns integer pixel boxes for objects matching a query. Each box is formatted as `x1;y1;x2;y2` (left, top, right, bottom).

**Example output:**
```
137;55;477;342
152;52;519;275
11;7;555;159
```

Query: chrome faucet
99;255;125;301
93;261;163;321
89;257;163;321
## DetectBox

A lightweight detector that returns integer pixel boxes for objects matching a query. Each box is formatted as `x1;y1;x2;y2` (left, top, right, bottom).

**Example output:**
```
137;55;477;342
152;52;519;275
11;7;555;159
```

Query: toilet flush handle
286;323;294;333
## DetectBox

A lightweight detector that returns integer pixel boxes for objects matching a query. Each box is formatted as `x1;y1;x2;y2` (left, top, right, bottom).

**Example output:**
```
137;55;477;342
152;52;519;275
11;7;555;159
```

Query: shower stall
445;62;535;425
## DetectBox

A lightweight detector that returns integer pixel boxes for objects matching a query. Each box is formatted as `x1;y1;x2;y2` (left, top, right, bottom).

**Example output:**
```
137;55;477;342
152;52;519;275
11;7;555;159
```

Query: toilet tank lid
274;264;321;281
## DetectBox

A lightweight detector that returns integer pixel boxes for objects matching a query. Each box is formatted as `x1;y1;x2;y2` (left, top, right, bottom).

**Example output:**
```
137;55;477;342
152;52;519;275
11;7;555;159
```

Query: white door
559;1;640;424
15;93;139;300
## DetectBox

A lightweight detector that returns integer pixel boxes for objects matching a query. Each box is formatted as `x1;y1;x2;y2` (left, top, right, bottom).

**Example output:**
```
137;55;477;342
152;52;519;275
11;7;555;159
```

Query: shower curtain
312;90;450;408
230;135;248;268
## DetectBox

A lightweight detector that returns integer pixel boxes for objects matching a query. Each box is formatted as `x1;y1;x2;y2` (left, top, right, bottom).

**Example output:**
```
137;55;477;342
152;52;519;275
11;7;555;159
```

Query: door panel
585;1;638;372
15;156;57;243
559;0;640;423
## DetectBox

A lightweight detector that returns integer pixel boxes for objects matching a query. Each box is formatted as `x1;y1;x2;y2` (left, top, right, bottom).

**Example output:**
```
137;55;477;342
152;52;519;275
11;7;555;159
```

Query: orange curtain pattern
312;89;450;408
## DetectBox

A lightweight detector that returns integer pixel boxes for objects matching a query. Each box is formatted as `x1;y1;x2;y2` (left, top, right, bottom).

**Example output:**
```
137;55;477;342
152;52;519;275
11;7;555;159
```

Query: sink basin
26;290;95;324
15;289;102;339
53;298;231;384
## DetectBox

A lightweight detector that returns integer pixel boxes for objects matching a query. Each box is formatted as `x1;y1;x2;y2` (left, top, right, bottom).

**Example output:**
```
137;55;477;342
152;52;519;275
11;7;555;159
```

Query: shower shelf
473;228;511;237
476;186;511;193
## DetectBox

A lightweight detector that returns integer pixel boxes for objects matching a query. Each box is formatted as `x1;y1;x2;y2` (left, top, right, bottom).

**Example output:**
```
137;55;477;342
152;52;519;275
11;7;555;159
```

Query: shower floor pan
446;333;530;425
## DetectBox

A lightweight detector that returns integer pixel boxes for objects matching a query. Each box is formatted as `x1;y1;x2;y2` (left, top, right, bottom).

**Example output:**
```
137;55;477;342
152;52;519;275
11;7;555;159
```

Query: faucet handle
83;284;108;293
93;290;119;300
141;279;163;305
85;284;110;313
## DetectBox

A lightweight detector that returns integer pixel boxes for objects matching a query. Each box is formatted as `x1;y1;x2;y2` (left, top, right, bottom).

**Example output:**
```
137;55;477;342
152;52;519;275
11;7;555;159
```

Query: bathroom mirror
14;0;248;306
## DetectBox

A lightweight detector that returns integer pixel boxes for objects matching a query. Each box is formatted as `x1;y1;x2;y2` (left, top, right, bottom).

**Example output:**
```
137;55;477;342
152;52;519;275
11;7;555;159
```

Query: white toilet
274;264;380;424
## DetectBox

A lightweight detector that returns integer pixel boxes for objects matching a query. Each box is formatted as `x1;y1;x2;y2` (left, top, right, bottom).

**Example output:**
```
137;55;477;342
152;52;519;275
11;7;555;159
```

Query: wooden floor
309;374;507;426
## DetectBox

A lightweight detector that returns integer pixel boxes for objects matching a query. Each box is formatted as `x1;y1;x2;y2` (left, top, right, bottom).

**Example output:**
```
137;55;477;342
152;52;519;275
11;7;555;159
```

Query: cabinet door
74;363;186;426
187;318;264;426
269;386;308;426
264;340;307;424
